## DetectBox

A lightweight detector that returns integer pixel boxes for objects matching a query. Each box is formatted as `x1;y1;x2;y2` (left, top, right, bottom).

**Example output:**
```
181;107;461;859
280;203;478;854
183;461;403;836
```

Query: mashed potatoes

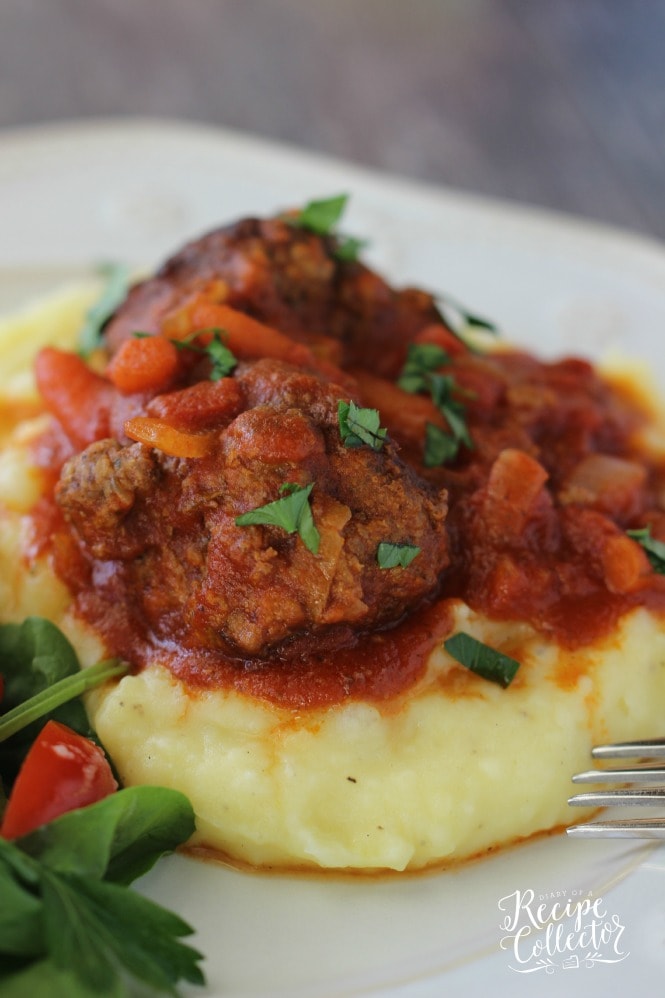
2;273;665;873
85;608;665;871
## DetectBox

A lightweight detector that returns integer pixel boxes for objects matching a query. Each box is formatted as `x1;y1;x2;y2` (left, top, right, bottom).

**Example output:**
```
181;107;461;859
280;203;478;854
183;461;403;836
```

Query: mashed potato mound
3;272;665;872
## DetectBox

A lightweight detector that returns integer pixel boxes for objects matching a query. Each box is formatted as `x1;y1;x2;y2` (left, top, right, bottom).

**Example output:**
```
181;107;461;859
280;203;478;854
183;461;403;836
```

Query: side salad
0;616;205;997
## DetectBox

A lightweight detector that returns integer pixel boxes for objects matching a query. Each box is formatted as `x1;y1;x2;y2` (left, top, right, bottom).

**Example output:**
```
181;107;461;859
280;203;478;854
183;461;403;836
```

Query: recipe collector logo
498;888;629;974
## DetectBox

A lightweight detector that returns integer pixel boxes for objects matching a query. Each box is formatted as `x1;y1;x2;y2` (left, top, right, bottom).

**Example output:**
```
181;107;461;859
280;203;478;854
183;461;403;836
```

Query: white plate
2;119;665;997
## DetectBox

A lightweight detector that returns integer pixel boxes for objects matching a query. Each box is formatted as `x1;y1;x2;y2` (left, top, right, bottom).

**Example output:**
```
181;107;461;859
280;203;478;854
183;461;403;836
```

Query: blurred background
2;0;665;240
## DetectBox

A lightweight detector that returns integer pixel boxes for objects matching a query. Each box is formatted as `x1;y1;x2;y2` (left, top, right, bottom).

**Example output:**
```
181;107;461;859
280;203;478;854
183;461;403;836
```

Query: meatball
57;360;449;659
104;215;442;379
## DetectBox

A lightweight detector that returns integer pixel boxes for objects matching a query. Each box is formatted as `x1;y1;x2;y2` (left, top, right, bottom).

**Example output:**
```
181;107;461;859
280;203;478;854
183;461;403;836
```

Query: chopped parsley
235;483;320;554
436;293;498;338
424;422;459;467
627;526;665;574
397;344;473;466
135;328;237;381
79;262;132;356
333;235;367;262
338;400;387;451
193;330;237;381
376;542;421;569
290;194;366;262
397;343;450;394
444;632;520;688
292;194;349;235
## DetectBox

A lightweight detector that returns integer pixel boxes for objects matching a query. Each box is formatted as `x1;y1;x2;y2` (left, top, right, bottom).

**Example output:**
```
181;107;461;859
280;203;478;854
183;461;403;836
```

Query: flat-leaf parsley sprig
0;788;204;996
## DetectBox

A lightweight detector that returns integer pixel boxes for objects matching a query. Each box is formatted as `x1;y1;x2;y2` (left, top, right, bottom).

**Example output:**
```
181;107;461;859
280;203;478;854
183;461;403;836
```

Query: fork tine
567;817;665;839
572;766;665;783
569;788;665;807
591;738;665;759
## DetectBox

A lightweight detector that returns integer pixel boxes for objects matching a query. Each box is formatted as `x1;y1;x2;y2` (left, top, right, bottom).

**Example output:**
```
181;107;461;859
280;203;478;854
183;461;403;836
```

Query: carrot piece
124;416;216;458
35;347;114;449
107;334;179;395
165;300;316;368
146;378;244;431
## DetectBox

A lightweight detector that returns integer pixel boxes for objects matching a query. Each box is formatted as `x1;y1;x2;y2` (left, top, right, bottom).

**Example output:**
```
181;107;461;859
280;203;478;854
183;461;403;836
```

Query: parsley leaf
444;632;520;688
293;194;348;235
338;400;387;451
627;526;665;574
79;263;131;356
203;331;237;380
333;235;368;263
397;344;473;466
290;195;367;262
397;343;450;394
436;293;498;337
424;422;460;467
235;482;320;554
139;328;238;381
376;542;421;569
0;787;204;996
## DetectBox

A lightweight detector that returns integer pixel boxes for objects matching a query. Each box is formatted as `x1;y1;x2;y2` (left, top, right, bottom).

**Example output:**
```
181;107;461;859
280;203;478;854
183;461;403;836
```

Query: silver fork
567;737;665;838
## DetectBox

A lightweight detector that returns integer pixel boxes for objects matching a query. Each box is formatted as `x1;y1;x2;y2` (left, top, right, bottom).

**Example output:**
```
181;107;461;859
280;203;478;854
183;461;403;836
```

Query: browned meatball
57;359;449;659
104;215;442;379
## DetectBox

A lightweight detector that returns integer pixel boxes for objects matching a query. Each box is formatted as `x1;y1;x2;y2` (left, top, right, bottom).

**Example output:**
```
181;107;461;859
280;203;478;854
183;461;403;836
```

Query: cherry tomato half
0;719;117;839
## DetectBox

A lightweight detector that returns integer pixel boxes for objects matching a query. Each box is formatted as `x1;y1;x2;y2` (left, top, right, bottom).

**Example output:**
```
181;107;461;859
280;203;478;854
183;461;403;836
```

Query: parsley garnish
436;293;498;337
627;526;665;574
0;788;204;995
79;262;131;356
444;632;520;688
0;617;205;994
424;422;459;467
235;483;320;554
290;195;366;262
136;328;237;381
338;400;387;451
334;235;368;263
397;344;473;465
193;330;237;380
293;194;348;235
376;542;421;569
397;343;450;394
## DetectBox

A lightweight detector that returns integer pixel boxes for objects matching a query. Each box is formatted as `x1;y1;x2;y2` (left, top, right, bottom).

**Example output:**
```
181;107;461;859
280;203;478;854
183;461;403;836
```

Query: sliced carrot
35;347;114;449
124;416;216;458
164;300;315;368
107;335;179;395
146;378;244;431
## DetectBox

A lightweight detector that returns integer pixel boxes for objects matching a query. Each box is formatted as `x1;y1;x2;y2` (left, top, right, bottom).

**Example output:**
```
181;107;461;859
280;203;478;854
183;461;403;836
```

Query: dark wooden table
3;0;665;240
